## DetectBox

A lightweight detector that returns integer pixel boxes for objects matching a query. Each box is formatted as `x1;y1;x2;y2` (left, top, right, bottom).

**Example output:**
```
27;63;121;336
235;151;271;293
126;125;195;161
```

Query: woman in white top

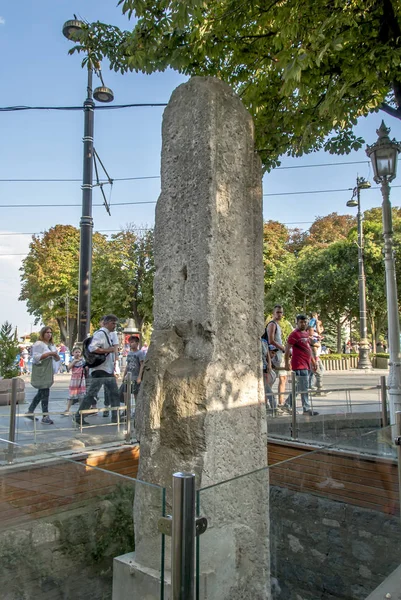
25;326;60;424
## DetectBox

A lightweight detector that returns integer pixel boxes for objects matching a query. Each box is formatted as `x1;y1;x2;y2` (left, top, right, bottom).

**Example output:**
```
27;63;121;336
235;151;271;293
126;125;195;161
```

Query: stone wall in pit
270;486;401;600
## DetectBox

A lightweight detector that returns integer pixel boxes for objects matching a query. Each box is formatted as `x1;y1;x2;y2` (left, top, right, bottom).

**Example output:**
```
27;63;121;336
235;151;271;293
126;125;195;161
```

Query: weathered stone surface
0;377;25;405
129;76;268;599
270;486;401;599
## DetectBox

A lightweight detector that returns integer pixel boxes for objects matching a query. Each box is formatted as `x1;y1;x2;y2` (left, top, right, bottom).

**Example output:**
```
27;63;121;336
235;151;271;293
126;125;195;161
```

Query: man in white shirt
98;315;120;415
74;314;120;426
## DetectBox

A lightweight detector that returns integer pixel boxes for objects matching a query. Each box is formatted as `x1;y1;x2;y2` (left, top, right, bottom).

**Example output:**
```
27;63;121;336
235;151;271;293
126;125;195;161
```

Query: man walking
284;314;318;416
265;305;287;412
75;314;121;426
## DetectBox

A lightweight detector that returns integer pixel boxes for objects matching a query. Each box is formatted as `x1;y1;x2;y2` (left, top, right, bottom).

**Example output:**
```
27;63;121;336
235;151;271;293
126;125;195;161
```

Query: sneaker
103;410;109;418
281;405;292;414
25;412;38;421
61;412;70;417
41;416;54;425
303;409;319;416
73;416;90;426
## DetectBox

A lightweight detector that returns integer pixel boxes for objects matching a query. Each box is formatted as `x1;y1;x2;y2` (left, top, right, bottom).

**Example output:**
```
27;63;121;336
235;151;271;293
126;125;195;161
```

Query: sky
1;0;401;337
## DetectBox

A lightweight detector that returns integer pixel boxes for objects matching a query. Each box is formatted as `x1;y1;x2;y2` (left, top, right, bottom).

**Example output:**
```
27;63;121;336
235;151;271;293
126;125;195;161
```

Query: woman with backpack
25;326;60;424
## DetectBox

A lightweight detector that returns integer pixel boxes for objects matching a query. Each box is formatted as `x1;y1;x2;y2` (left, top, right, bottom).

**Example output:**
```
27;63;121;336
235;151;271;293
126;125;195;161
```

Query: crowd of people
24;315;146;426
262;305;326;417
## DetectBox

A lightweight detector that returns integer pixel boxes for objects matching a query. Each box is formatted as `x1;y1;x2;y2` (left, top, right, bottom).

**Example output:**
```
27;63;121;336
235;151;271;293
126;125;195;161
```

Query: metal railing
267;374;389;441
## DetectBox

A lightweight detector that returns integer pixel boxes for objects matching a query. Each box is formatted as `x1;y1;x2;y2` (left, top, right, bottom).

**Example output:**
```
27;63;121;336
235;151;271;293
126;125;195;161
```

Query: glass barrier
197;426;400;599
267;373;384;447
269;425;400;599
0;374;137;451
0;437;166;599
196;467;270;599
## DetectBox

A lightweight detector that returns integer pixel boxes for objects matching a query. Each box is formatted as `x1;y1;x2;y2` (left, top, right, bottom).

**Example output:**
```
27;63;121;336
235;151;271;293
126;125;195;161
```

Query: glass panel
267;373;383;447
197;426;400;599
197;468;270;598
0;437;166;599
0;375;137;450
269;426;401;599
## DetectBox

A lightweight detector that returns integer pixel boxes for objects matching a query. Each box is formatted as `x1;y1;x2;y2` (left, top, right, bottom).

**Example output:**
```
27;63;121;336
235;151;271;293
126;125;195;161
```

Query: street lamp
366;121;401;423
346;177;372;369
62;19;114;343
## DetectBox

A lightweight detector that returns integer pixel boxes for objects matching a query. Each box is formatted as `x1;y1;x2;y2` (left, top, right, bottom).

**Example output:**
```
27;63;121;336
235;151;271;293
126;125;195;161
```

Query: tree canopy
19;224;155;347
264;207;401;351
72;0;401;168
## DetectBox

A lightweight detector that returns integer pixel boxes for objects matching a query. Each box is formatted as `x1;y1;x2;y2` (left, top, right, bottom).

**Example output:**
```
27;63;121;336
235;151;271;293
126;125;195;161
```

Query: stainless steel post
172;472;196;600
291;372;297;440
396;412;401;521
381;376;389;427
7;377;18;464
125;372;132;443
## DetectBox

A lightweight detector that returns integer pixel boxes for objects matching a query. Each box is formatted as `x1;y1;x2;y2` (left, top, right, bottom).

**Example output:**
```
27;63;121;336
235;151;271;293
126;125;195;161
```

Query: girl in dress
62;347;87;416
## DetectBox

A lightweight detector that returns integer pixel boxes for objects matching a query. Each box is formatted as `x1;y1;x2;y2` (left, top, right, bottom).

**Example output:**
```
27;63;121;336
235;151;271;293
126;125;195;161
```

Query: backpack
82;330;112;368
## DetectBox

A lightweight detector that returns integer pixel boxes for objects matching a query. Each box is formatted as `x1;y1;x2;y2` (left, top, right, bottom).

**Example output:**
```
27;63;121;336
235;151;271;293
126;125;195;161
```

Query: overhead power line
0;200;157;208
0;183;397;209
0;160;379;184
0;175;160;183
0;221;316;238
0;103;168;112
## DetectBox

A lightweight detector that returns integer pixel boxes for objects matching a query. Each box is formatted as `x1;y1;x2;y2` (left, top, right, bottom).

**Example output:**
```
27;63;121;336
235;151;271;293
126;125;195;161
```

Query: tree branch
379;102;401;119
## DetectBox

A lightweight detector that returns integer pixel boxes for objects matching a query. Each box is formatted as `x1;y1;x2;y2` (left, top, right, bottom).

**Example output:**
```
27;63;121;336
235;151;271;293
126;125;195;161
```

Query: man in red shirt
284;314;318;416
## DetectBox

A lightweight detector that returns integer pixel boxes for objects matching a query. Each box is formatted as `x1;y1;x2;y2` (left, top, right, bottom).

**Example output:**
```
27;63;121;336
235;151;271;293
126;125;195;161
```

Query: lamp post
346;177;372;369
366;121;401;424
62;19;114;342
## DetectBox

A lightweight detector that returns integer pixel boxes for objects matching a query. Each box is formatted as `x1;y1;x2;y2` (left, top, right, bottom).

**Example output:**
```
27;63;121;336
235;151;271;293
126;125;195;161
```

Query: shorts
274;355;289;378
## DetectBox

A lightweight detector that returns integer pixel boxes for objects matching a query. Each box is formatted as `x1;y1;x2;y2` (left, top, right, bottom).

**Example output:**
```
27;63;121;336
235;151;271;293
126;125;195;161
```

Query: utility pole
77;65;95;343
62;19;114;343
347;177;372;369
366;121;401;423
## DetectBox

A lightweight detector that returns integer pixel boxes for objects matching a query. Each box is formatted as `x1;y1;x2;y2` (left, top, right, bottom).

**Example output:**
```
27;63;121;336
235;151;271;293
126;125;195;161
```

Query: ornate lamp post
346;177;372;369
62;19;114;342
366;121;401;423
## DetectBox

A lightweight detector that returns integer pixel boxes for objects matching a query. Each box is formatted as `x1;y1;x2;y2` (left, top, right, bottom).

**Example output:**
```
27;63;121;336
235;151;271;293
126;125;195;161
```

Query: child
119;336;145;405
62;347;87;416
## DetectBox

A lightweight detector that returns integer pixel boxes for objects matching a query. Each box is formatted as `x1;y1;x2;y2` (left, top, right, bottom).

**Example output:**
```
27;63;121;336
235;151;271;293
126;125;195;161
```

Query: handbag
31;357;54;389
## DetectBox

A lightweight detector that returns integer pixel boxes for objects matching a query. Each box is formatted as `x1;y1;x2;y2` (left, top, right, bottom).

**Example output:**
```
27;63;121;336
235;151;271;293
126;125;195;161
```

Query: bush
0;321;19;378
320;353;358;360
373;353;389;359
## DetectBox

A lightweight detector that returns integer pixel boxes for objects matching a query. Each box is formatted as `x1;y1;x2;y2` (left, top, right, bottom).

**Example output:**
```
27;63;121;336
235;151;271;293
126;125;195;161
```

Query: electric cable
0;158;387;183
0;103;168;112
0;183;398;208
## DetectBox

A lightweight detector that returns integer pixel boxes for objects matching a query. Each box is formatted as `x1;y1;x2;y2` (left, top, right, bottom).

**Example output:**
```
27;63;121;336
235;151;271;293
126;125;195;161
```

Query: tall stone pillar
113;76;269;600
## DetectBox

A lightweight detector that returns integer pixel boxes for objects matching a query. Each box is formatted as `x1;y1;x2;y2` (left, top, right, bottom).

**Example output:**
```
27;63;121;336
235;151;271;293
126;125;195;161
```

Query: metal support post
291;372;298;440
125;372;132;443
77;65;95;343
7;378;18;464
380;376;389;427
395;412;401;521
172;472;196;600
381;180;401;423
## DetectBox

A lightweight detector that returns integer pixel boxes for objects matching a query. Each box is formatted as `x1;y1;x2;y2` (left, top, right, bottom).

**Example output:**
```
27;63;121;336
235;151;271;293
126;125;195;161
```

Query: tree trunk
336;318;342;353
56;317;78;350
370;316;376;354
